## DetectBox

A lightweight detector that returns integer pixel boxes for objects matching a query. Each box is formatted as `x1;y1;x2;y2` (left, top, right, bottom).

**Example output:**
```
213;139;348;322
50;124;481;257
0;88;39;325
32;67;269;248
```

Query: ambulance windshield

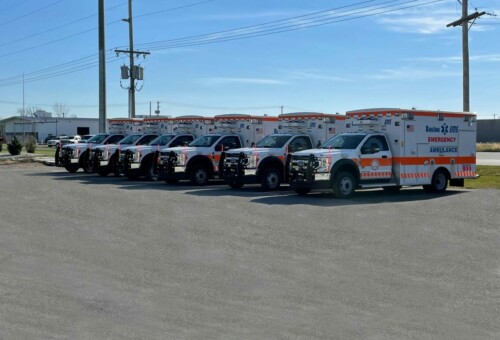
321;134;365;150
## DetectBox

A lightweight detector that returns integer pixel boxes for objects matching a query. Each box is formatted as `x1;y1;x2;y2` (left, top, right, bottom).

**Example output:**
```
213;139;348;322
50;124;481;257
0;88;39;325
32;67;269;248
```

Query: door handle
382;155;387;159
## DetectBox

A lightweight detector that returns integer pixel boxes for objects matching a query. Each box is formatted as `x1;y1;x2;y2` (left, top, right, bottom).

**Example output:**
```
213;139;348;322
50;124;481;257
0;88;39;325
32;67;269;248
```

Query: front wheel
82;153;95;173
64;163;79;173
332;172;356;198
54;146;60;166
260;168;281;191
109;155;121;177
145;160;159;181
190;165;209;186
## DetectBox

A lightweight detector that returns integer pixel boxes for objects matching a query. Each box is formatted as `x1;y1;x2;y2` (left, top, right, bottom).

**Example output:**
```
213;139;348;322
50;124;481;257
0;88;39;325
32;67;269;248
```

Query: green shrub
7;137;23;155
25;136;37;153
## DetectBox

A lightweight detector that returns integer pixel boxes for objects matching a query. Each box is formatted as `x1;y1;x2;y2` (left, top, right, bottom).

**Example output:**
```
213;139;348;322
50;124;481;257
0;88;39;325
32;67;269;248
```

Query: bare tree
52;102;71;118
17;106;43;117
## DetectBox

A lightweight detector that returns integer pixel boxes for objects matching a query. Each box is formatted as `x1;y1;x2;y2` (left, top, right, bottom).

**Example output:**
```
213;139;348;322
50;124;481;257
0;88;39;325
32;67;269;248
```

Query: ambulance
289;108;476;197
143;116;173;134
158;114;279;185
108;117;144;134
223;112;345;190
121;116;211;181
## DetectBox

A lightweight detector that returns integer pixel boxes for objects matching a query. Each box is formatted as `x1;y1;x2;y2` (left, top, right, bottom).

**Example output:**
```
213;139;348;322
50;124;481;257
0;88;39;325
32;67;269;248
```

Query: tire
82;152;95;173
260;168;281;191
294;188;311;196
190;165;209;186
109;155;121;177
54;146;60;166
426;169;448;193
145;160;159;181
332;172;356;198
64;163;79;173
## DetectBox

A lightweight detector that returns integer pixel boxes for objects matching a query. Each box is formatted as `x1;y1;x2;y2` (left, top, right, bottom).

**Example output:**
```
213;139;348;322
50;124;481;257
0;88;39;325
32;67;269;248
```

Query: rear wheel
190;165;209;186
425;169;448;193
261;168;281;191
332;172;356;198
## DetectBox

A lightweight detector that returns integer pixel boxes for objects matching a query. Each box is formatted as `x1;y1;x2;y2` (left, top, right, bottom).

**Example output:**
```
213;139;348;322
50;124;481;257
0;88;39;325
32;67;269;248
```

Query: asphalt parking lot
0;163;499;339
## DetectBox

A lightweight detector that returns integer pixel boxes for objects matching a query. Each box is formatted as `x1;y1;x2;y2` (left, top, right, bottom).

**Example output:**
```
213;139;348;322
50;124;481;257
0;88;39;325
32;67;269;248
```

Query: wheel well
140;153;155;169
257;157;284;179
331;160;360;183
78;150;88;166
186;155;213;176
433;167;451;180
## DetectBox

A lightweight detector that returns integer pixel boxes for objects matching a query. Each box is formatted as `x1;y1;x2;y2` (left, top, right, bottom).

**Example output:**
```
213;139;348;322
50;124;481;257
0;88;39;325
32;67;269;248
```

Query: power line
0;0;32;15
0;0;215;59
0;0;67;27
133;0;445;51
0;0;446;88
0;2;127;49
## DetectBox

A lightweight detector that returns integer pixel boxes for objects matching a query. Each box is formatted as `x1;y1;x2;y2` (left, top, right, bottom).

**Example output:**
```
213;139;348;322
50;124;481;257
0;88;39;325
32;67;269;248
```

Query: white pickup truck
47;135;69;147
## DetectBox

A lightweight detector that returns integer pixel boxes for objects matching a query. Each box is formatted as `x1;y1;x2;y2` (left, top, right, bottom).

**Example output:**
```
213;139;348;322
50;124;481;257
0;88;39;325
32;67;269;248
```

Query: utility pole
447;0;485;112
98;0;106;133
22;73;25;142
115;0;150;118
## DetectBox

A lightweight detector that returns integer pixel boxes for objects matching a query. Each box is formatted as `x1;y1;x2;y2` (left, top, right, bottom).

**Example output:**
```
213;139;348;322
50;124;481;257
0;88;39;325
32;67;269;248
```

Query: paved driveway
0;164;498;339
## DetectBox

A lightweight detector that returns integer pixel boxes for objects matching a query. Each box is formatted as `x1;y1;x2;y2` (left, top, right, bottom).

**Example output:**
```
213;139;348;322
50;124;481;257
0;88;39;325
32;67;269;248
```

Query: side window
139;135;157;145
289;137;311;152
218;136;240;151
107;135;123;144
171;136;192;147
362;136;388;154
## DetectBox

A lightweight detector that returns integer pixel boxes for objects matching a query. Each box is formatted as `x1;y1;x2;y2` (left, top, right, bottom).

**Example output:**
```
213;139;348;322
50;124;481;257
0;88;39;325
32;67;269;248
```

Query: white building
0;111;99;143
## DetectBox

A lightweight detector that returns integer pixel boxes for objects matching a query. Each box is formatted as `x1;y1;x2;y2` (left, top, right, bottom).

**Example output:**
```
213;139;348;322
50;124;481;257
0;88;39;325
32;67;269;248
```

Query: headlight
245;154;258;168
99;149;109;161
314;157;331;172
177;152;187;166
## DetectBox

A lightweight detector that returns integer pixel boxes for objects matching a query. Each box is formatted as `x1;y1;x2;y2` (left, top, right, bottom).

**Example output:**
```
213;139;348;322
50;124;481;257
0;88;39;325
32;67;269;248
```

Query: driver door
358;135;392;181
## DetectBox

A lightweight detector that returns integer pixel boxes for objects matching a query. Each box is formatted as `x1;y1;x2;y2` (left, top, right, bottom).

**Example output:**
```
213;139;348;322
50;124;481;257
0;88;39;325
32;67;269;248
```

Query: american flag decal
406;124;414;132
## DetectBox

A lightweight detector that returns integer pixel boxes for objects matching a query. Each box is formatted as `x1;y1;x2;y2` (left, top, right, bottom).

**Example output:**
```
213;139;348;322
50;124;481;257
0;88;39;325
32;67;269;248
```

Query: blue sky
0;0;498;120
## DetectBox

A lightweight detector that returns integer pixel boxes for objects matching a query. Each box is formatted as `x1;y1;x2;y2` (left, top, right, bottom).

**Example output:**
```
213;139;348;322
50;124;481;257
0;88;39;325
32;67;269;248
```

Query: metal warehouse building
0;110;99;143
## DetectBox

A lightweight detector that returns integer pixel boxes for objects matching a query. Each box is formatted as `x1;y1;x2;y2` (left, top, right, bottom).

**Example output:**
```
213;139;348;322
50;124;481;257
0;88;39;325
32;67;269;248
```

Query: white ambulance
223;112;345;190
158;114;279;185
143;116;173;134
289;108;476;197
108;117;144;134
121;116;211;181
